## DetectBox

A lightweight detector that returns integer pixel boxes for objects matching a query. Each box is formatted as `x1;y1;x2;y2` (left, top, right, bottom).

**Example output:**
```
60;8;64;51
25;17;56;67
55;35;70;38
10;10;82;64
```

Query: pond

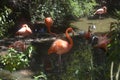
0;17;116;80
71;17;116;33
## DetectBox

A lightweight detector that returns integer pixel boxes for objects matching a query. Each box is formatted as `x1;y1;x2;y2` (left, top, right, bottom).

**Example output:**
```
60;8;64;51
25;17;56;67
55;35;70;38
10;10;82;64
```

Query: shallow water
70;17;116;33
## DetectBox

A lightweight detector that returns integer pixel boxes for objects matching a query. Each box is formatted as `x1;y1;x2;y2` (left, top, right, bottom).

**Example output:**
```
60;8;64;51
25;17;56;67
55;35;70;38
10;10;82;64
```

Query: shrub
0;6;14;37
0;45;33;72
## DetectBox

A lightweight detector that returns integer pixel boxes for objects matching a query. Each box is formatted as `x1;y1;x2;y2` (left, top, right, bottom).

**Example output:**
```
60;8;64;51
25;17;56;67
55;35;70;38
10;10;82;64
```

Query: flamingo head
44;17;53;28
67;27;75;36
21;24;28;28
102;6;107;12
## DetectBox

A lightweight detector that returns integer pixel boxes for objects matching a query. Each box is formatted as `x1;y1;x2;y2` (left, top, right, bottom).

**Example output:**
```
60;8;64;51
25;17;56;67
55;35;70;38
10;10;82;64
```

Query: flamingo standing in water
48;27;74;71
93;6;107;19
44;17;57;36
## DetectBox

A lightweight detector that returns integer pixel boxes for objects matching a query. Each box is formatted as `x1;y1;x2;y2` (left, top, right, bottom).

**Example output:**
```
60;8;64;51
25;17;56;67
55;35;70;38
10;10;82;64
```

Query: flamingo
94;34;110;51
48;27;74;71
44;17;57;36
8;41;26;52
79;25;96;40
16;24;32;37
93;6;107;18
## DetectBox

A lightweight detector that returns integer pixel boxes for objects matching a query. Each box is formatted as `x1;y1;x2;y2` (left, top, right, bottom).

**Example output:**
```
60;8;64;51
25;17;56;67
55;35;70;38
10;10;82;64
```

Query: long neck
103;7;107;13
88;26;90;32
48;26;57;36
48;26;51;33
65;29;73;49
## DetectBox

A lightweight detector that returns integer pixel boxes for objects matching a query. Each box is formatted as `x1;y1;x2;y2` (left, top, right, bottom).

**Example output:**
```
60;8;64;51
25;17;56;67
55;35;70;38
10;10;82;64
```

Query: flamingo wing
16;27;26;35
95;8;104;14
48;39;69;55
26;26;32;33
17;27;26;33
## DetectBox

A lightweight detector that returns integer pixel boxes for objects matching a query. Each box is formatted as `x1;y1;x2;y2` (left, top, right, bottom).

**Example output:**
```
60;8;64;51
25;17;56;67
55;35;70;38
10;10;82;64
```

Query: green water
70;17;116;33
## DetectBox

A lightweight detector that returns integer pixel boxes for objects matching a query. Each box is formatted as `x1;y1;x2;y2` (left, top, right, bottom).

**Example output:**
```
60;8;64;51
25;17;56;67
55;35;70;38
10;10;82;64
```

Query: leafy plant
61;45;93;80
108;21;120;63
33;72;47;80
110;62;120;80
29;0;97;27
0;6;14;37
106;18;120;79
0;45;34;72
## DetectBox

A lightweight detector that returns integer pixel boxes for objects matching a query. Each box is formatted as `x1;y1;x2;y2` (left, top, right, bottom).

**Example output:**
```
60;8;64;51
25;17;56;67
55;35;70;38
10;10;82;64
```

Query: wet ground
0;17;116;80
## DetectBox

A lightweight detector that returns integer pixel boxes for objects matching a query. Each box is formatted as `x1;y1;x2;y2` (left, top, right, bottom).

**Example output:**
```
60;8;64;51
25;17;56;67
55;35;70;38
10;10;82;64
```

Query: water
70;17;116;33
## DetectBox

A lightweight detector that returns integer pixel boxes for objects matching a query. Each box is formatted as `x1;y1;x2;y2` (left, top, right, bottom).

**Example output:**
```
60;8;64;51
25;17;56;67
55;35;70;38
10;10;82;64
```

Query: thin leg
58;55;62;73
99;14;102;19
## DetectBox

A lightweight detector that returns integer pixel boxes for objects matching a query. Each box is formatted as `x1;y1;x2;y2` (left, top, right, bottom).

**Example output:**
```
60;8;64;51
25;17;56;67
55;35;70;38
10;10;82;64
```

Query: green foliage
66;0;82;17
0;45;33;72
33;72;47;80
110;62;120;80
29;0;97;26
108;21;120;63
66;0;97;17
113;10;120;21
82;0;97;16
61;45;93;80
0;6;14;37
107;18;120;79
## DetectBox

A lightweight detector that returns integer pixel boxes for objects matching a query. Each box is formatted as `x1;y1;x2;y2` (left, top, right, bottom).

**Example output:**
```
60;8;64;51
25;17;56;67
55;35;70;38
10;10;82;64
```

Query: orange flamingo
84;26;92;40
8;41;26;52
44;17;56;36
48;27;74;70
94;6;107;18
16;24;32;37
79;25;96;40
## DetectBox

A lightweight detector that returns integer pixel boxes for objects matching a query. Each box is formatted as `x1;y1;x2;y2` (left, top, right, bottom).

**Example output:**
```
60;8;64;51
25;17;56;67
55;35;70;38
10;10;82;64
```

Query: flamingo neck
65;29;73;49
103;7;107;13
88;28;90;32
48;26;57;36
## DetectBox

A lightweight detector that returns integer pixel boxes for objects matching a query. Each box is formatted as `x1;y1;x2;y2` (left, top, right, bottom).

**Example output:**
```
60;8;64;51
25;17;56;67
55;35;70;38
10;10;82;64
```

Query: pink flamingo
16;24;32;37
94;6;107;18
94;34;110;51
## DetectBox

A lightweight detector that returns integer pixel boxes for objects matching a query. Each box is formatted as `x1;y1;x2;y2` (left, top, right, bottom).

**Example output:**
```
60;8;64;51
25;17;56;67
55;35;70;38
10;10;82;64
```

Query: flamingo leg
58;54;62;72
99;14;102;19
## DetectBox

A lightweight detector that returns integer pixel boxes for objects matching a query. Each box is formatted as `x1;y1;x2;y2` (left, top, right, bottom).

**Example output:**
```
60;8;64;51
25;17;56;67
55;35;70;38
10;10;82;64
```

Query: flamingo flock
8;24;32;52
8;14;110;73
